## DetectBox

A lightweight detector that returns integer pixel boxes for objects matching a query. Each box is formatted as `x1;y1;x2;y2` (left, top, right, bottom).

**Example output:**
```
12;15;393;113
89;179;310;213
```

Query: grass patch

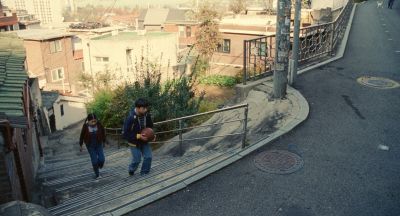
199;75;237;87
189;99;225;127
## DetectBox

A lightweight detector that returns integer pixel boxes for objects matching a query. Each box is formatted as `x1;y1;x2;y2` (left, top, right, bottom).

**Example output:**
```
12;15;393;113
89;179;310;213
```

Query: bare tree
229;0;247;16
265;0;274;14
192;1;221;61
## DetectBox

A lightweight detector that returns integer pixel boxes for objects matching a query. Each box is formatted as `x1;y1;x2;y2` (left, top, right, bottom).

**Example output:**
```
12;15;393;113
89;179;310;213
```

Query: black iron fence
242;1;353;84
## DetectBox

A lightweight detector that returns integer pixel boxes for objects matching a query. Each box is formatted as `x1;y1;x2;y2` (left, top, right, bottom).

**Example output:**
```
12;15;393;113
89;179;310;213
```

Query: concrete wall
312;0;348;10
53;96;87;130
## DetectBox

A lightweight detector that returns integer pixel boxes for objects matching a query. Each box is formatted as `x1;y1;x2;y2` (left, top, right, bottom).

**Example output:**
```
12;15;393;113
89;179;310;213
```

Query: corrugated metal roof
0;33;28;128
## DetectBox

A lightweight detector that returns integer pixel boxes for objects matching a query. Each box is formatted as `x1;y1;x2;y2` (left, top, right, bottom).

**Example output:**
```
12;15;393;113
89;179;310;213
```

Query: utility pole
273;0;291;99
289;0;301;85
87;42;94;95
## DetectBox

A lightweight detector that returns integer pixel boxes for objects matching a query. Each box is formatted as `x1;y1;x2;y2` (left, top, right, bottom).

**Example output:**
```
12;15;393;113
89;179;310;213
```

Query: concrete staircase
38;144;240;216
36;81;309;216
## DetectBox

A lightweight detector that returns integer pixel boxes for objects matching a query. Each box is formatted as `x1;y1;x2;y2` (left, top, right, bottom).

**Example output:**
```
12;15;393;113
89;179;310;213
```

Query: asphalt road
127;2;400;216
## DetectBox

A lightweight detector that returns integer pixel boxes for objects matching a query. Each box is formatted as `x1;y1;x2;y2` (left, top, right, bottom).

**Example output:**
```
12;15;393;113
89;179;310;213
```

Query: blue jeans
129;144;152;175
86;144;105;176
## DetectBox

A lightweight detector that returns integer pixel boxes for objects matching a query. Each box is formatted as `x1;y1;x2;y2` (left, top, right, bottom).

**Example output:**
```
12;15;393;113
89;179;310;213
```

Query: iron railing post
289;0;301;86
242;105;249;149
243;40;247;85
329;22;335;55
178;119;183;156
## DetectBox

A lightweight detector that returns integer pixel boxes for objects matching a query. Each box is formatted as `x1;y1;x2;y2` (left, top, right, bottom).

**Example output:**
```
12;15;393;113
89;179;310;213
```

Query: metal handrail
150;132;245;144
154;118;245;135
105;103;249;155
153;104;248;125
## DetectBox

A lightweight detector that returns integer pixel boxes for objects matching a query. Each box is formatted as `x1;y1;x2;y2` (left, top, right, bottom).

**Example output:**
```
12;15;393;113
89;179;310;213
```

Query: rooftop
143;8;169;26
41;91;60;110
92;31;174;41
0;33;28;127
16;29;73;41
220;15;276;26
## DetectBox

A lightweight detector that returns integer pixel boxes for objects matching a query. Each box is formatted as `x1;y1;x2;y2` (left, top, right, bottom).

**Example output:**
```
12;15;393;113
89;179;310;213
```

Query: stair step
39;147;125;176
42;157;172;188
50;150;215;207
47;150;221;215
43;146;121;163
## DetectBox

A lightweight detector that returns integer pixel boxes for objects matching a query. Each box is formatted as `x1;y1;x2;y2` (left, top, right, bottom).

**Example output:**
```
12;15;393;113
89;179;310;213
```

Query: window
256;41;267;56
60;104;64;116
50;40;62;53
51;67;64;81
95;57;109;62
178;26;185;37
217;39;231;53
186;26;192;37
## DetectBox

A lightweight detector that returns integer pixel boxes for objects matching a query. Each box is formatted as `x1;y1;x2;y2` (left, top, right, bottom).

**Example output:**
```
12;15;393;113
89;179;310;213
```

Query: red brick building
212;16;277;67
164;21;198;49
17;29;83;94
0;3;19;32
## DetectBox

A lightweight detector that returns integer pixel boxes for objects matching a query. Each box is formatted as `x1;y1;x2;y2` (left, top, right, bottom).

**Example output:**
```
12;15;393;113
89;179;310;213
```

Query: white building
53;95;87;130
312;0;349;10
82;31;179;85
1;0;64;24
42;91;88;131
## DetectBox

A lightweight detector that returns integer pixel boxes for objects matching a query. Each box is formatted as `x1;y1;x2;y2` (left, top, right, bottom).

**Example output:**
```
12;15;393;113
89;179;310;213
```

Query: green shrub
86;90;113;124
199;75;237;87
87;61;203;128
189;99;224;127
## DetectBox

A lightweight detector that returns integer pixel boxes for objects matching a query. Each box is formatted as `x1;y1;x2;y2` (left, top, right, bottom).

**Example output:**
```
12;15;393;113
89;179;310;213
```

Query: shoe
94;174;101;182
129;171;134;176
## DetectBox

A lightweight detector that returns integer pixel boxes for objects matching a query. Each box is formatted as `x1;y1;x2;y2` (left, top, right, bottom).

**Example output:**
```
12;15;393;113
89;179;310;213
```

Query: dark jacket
79;122;106;147
122;109;153;146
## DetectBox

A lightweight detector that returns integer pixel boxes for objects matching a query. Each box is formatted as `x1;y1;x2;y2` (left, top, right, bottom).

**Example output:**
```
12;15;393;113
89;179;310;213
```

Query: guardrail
105;103;249;155
242;0;353;84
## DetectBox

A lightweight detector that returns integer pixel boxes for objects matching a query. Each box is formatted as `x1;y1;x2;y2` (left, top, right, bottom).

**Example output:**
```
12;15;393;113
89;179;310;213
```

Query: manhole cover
254;150;303;174
357;76;400;89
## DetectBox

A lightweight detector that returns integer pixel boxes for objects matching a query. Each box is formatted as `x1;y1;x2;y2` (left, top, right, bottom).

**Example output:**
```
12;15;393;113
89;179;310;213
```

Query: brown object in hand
141;128;155;141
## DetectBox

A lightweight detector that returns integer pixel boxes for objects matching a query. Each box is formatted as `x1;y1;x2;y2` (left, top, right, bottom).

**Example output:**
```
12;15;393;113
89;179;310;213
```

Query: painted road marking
378;144;389;151
396;51;400;53
388;38;393;41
